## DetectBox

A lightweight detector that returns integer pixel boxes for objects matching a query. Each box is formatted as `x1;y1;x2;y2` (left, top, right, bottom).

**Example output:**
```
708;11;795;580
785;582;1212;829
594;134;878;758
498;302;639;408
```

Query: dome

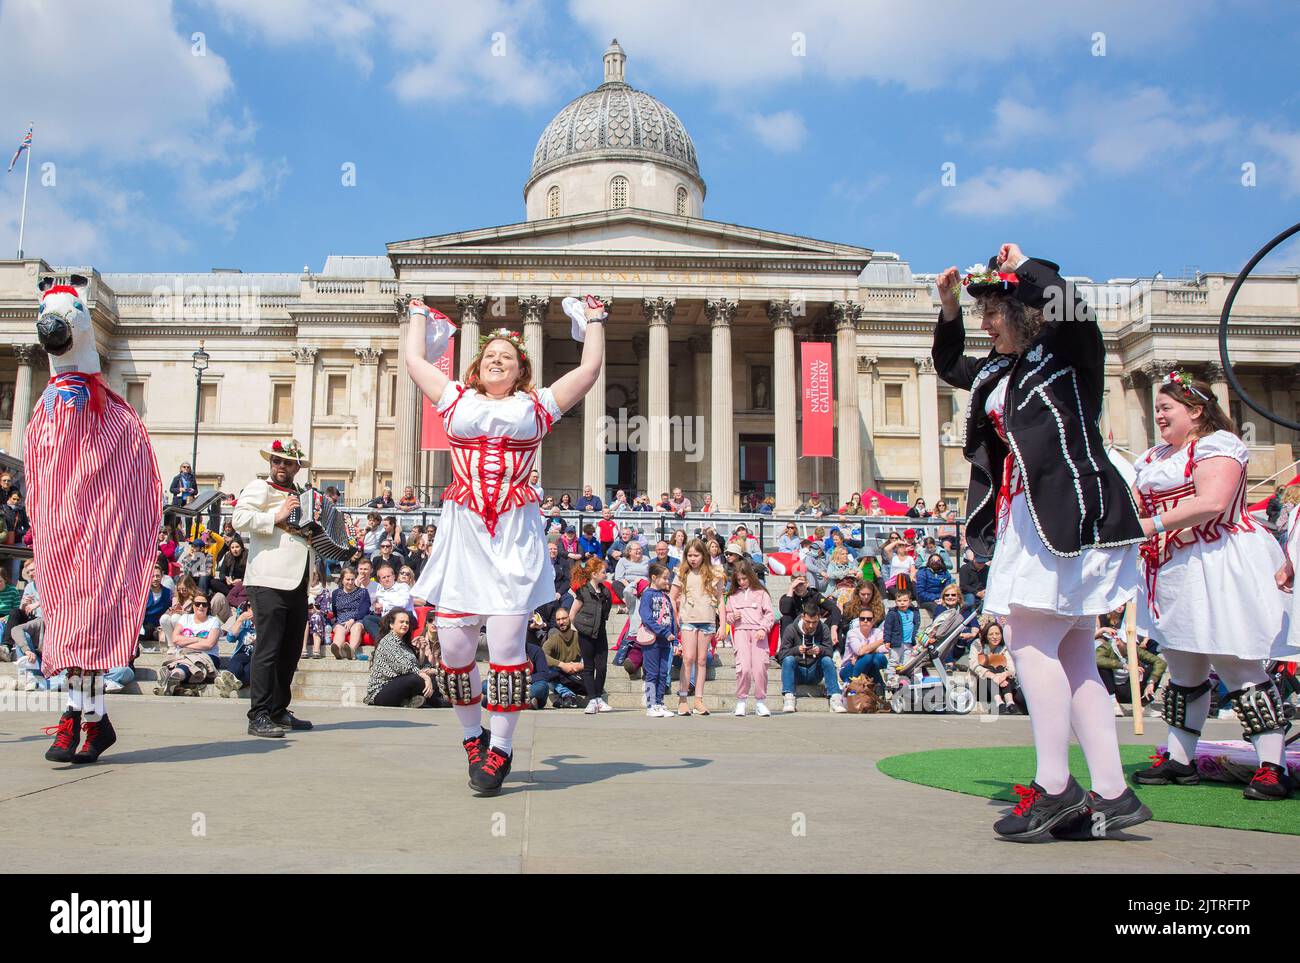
525;40;703;194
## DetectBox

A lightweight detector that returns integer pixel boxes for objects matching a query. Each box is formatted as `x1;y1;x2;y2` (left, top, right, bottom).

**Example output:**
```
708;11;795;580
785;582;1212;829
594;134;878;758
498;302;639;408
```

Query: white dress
1134;430;1294;660
411;380;563;616
982;375;1139;617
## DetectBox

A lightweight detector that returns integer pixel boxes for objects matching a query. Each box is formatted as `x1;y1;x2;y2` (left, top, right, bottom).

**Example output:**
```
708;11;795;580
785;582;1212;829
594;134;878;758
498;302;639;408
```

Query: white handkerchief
561;296;588;342
410;300;457;360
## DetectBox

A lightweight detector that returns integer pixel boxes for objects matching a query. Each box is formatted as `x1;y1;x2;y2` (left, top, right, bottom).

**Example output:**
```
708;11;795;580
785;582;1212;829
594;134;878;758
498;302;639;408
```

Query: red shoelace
1010;784;1042;816
1147;753;1167;768
481;749;508;776
1251;766;1280;787
43;716;77;750
463;736;485;765
80;720;101;742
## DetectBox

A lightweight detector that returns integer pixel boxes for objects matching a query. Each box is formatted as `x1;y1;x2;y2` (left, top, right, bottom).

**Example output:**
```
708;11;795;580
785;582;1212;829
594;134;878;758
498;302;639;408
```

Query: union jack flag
7;124;32;173
41;372;92;415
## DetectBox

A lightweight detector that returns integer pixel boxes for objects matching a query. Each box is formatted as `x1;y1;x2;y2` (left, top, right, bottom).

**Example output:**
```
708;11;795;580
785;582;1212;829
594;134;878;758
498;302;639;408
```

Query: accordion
287;488;354;561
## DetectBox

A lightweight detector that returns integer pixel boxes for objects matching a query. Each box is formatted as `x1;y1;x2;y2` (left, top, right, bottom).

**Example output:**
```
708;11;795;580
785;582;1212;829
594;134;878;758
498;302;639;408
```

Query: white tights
1160;650;1282;769
1004;607;1126;799
65;671;106;722
435;613;530;754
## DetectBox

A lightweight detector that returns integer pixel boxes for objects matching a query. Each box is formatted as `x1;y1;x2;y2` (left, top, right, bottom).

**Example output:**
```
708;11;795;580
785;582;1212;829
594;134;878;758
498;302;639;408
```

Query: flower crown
962;267;1020;288
1162;369;1210;402
478;327;528;361
270;438;306;460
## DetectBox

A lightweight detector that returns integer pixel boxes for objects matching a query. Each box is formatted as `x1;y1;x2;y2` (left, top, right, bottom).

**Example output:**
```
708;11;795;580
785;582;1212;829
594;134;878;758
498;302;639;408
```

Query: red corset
440;386;554;538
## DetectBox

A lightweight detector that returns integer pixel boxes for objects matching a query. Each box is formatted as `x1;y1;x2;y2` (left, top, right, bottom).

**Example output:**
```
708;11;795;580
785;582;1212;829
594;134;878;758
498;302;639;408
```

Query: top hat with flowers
259;437;310;467
963;254;1062;311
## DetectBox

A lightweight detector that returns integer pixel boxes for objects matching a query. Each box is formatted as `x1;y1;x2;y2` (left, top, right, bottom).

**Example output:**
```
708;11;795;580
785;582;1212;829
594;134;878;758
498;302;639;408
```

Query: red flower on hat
272;440;283;452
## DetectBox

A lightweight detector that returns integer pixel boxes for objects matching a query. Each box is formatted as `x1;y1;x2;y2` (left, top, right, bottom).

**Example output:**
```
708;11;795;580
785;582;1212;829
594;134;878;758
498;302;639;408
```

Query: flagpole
16;124;32;259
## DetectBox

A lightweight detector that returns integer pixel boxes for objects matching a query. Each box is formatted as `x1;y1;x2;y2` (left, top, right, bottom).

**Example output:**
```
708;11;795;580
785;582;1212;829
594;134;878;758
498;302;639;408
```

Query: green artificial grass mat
877;745;1300;835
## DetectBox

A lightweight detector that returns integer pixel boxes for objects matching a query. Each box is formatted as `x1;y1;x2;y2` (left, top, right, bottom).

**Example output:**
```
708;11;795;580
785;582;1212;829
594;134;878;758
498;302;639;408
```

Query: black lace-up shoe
1243;762;1291;801
469;745;513;796
1051;787;1153;840
271;711;312;731
462;729;490;777
72;715;117;764
248;712;285;738
992;777;1087;842
1132;750;1199;785
44;710;82;763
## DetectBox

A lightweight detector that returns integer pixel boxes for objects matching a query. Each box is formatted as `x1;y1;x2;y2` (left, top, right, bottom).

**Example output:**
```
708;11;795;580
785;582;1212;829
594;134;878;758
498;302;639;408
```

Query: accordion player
288;488;354;561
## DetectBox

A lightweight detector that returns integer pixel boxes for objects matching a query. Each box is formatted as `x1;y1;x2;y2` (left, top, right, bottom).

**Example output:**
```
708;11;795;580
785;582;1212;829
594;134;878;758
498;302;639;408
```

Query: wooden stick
1124;598;1144;735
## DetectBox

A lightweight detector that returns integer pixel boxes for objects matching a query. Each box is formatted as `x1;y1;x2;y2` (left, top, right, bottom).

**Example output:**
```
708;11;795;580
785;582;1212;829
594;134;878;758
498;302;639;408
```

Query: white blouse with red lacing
1134;430;1292;658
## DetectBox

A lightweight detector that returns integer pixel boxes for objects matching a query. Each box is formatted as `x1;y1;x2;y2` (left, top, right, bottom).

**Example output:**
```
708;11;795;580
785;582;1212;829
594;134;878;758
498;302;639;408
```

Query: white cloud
748;111;807;152
1083;87;1236;174
937;166;1075;217
197;0;377;72
1250;124;1300;196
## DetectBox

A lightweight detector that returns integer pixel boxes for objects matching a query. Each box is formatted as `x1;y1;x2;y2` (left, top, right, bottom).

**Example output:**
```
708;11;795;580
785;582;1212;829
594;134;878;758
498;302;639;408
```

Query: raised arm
549;298;607;413
404;298;454;403
931;266;983;390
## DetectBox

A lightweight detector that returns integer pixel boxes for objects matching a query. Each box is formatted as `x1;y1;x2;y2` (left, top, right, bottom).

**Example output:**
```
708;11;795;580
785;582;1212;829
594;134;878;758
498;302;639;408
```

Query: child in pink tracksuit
720;558;775;717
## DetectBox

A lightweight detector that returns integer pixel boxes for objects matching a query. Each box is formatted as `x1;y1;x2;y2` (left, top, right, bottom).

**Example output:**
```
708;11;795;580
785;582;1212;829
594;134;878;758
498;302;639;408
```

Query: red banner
420;336;455;450
800;342;834;457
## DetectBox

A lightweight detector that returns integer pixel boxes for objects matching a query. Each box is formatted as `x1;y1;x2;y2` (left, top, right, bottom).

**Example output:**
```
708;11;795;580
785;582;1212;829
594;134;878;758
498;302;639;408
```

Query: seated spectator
776;602;846;713
397;486;421;512
651;539;680;573
558;493;575;512
355;558;376;600
558;529;582;563
359;511;385;557
836;581;884;652
215;602;256;696
906;497;931;519
540;494;556;513
729;524;763;563
140;566;172;649
159;575;199;648
705;536;727;572
209;535;246;597
370;537;407;572
666;528;688;561
1095;609;1166;715
884;541;916;598
362;562;413;651
757;495;775;515
330;566;371;659
576;485;603;512
779;573;840;635
3;489;30;545
368;485;396;509
969;621;1023;714
915;553;954;617
958;553;989;610
178;539;214;594
102;642;140;693
609;489;631;513
866;494;886;517
698;493;718;515
405;533;431;579
839;492;864;515
797;492;829;516
542;608;586;707
800;539;829;592
929;585;979;665
0;567;22;658
157;592;222;694
544;508;567;538
776;522;802;553
578;523;602;557
365;609;439;707
919;535;951;570
824;526;860;561
668;487;692;516
839;609;889;686
881;589;921;664
302;601;329;660
825;547;860;609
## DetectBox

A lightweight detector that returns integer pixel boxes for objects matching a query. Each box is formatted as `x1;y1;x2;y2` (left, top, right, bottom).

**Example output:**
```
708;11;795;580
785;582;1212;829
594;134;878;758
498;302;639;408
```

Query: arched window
546;185;560;218
676;186;688;216
610;175;629;209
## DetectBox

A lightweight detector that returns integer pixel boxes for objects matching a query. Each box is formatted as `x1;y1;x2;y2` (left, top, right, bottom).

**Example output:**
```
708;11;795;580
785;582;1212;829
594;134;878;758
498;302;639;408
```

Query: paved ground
1;697;1294;873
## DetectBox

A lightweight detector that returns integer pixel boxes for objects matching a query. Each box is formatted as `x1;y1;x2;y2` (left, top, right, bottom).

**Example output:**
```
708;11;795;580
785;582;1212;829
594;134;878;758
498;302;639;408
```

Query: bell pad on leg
485;661;531;713
436;661;481;707
1161;679;1212;736
1227;682;1287;738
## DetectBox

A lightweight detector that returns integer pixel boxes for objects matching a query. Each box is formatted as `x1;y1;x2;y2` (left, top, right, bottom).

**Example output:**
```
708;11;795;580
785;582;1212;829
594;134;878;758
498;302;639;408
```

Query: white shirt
174;613;222;655
374;582;413;616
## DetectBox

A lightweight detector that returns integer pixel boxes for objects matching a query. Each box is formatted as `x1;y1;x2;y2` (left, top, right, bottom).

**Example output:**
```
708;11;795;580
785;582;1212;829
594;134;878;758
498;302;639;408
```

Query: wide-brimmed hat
259;438;310;467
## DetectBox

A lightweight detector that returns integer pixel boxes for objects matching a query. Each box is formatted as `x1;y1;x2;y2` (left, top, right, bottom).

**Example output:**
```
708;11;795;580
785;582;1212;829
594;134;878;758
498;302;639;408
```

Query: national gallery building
2;41;1298;511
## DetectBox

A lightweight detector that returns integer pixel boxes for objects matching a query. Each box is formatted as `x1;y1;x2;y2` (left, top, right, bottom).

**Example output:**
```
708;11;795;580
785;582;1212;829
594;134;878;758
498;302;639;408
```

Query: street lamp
191;339;210;485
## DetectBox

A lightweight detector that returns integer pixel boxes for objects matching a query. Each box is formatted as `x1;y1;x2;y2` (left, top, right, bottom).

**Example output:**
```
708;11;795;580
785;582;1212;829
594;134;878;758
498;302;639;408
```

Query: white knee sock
1161;650;1214;766
1059;625;1125;799
81;674;106;722
1005;609;1074;795
436;619;483;740
66;684;83;713
486;614;530;755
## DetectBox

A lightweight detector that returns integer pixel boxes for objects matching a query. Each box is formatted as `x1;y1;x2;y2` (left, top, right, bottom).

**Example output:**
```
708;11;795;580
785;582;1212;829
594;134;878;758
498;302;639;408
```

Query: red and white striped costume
410;380;561;618
26;371;163;675
1134;429;1292;660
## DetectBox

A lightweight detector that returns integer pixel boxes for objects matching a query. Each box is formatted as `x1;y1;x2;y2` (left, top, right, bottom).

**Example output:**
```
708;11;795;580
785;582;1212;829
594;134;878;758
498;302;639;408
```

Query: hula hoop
1218;221;1300;432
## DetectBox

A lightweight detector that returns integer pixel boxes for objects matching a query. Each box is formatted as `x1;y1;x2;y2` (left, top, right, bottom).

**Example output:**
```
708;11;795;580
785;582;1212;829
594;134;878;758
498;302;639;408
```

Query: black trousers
246;565;309;721
370;673;442;707
578;625;608;701
1098;665;1151;704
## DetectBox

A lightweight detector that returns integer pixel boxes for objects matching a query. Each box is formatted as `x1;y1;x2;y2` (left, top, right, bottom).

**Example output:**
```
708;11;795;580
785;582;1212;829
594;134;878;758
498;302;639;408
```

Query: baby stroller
882;608;979;714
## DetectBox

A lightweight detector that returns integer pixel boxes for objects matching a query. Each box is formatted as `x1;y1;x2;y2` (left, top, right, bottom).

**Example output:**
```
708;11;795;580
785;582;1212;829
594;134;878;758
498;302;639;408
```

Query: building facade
2;41;1299;509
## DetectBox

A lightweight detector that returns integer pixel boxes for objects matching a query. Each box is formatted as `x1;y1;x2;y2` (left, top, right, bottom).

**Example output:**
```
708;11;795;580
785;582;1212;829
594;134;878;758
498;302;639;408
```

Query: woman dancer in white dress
1132;371;1295;800
933;243;1151;841
405;295;606;796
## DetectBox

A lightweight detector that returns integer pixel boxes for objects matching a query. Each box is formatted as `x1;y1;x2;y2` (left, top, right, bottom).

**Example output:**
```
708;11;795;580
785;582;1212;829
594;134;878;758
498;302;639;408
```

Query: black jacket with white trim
931;257;1144;559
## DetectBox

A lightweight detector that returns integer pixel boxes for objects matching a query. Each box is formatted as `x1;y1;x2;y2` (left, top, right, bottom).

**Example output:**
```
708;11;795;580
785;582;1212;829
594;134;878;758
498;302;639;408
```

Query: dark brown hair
379;607;414;642
973;293;1045;354
1156;380;1235;439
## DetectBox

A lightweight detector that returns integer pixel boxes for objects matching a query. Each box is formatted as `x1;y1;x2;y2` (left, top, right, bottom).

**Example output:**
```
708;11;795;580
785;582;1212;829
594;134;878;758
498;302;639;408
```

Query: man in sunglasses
231;439;353;738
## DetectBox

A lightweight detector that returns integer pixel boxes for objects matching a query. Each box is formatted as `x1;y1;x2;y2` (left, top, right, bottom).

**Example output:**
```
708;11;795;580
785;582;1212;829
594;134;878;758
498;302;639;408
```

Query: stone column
767;300;798;512
689;334;711;497
1203;361;1231;417
354;347;383;499
644;297;675;501
1120;373;1148;454
290;347;318;465
706;298;737;511
518;296;549;473
392;301;422;495
858;356;879;492
830;301;863;506
916;357;942;502
1141;361;1175;447
1265;371;1293;445
632;333;649;493
456;295;487;378
9;344;39;459
582;300;617;500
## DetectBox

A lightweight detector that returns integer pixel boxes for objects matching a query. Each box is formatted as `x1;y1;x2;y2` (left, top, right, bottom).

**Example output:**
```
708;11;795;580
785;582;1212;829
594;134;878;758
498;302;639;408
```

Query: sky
1;0;1298;281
